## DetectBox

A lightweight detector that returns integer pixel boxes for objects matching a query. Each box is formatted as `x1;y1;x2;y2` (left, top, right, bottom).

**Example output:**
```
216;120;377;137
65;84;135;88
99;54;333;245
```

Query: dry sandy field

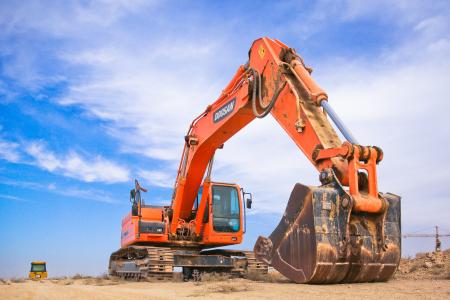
2;250;449;300
0;277;449;300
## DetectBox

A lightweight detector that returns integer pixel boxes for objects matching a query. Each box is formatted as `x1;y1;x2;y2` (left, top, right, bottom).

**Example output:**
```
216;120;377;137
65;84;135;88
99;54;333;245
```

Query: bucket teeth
254;182;401;284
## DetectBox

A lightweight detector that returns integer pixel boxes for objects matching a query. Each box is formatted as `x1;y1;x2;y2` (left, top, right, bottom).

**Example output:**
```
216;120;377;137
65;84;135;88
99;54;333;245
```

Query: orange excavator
109;37;401;283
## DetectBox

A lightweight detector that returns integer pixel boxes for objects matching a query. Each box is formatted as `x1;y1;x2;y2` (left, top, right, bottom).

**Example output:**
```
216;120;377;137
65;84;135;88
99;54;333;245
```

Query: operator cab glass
31;263;46;272
212;185;240;232
194;186;203;210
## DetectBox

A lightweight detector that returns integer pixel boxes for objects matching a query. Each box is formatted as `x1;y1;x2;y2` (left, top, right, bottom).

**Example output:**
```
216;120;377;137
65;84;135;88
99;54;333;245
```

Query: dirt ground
1;250;449;300
0;278;449;300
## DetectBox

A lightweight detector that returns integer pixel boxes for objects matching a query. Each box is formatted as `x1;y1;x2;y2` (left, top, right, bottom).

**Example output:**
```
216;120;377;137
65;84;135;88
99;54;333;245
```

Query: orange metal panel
141;207;164;221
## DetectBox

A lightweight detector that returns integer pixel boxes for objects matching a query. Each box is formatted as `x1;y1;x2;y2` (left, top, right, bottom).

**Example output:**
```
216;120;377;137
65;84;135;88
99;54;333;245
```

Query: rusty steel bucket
254;179;401;283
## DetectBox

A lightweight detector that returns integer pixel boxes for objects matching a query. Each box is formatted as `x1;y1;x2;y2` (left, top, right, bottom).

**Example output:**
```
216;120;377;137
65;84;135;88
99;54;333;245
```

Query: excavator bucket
254;181;401;284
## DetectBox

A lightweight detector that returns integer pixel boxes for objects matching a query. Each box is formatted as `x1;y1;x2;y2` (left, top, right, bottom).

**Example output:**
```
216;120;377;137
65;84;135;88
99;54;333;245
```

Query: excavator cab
194;182;246;246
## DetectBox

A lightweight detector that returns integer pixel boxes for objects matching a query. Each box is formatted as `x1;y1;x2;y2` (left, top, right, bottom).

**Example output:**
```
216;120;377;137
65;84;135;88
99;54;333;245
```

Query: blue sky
1;0;450;278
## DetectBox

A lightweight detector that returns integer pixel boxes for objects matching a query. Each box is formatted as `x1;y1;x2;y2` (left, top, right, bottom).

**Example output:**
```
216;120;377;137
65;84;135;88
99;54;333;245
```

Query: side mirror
241;188;253;209
130;189;136;203
246;198;252;209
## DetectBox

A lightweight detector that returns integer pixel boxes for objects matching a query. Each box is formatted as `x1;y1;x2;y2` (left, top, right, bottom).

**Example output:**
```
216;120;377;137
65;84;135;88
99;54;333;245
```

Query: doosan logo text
213;98;236;123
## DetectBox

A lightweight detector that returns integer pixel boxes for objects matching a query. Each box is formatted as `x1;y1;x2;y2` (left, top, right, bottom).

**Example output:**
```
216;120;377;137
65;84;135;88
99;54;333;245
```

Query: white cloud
25;142;60;171
139;170;174;188
343;0;415;21
55;186;118;204
55;37;225;162
0;134;136;185
0;194;25;202
0;0;153;36
0;140;21;163
1;179;118;204
0;1;155;91
24;141;130;183
59;48;118;66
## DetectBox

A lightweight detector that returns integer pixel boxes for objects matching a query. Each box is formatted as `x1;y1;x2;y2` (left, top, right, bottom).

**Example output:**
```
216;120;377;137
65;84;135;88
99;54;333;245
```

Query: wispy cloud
53;186;118;204
0;0;154;36
56;38;225;162
0;194;26;202
1;179;118;204
24;141;130;183
0;1;155;91
0;136;131;184
138;169;174;188
0;140;21;163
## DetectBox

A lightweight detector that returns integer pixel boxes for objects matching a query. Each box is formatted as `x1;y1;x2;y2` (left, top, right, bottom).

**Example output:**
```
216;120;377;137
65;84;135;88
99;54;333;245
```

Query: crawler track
243;251;269;275
109;247;268;281
109;246;174;280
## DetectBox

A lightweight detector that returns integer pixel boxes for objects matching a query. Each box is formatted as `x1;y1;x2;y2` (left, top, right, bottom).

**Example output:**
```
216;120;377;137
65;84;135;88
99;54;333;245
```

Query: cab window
31;264;46;272
212;185;240;232
195;186;203;210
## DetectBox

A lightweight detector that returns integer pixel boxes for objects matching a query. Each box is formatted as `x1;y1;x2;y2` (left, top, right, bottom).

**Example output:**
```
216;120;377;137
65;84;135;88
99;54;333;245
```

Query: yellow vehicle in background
29;261;47;280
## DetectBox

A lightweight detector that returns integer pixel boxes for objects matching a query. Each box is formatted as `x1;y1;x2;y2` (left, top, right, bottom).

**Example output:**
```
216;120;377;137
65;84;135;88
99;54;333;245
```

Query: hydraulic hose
248;67;287;118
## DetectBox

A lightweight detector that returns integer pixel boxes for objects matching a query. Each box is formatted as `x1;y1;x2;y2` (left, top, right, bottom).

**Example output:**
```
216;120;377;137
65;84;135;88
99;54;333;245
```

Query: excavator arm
169;37;401;283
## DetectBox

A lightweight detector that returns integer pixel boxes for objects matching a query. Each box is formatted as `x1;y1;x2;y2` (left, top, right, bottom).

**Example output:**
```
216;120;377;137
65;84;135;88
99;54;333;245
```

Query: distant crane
403;226;450;253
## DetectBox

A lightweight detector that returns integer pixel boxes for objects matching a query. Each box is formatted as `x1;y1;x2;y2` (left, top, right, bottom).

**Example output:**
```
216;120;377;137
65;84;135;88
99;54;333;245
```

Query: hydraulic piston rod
320;100;358;144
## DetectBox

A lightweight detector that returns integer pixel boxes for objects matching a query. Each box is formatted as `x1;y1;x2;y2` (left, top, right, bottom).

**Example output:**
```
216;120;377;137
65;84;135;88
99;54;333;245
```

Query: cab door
204;183;243;245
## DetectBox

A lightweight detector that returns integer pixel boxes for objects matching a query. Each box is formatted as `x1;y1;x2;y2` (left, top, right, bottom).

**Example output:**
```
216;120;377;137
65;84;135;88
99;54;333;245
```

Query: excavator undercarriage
109;247;268;281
